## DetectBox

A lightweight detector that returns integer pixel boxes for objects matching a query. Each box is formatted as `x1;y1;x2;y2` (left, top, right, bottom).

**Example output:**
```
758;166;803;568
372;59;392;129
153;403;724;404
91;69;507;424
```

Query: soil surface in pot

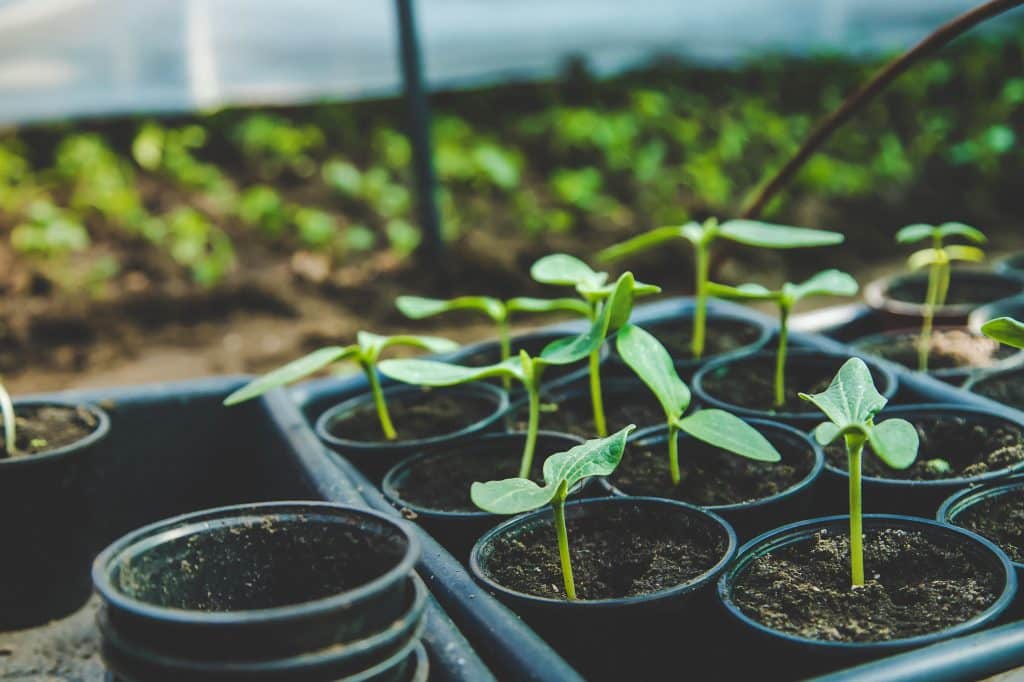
0;404;99;459
609;437;814;505
825;415;1024;480
973;370;1024;411
700;356;866;413
512;388;664;437
887;277;1021;307
483;503;727;600
638;318;763;363
856;329;1014;372
328;389;495;443
117;517;407;611
733;527;1001;642
956;488;1024;562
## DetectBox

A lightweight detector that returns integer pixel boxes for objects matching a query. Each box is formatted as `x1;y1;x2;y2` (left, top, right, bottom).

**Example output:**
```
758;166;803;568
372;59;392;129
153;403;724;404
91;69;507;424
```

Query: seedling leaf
982;317;1024;350
937;222;987;243
396;295;505;322
677;409;781;462
615;324;690;420
798;358;887;429
706;282;777;301
596;225;688;262
543;426;634;488
224;346;356;405
868;418;919;470
785;269;859;302
895;224;934;243
813;421;841;446
470;478;557;514
506;297;591;316
944;245;986;263
379;357;522;385
530;253;605;288
719;220;844;248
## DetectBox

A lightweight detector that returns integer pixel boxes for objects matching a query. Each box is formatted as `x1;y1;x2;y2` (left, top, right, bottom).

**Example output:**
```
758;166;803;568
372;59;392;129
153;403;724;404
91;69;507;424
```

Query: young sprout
0;379;17;456
530;254;661;437
382;273;638;477
472;426;636;600
800;358;919;587
597;218;843;359
223;331;458;440
707;269;859;408
981;316;1024;350
896;222;987;371
616;324;781;485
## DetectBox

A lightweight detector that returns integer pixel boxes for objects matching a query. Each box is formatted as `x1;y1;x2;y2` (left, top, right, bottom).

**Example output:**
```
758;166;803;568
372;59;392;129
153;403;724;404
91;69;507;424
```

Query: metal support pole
395;0;444;263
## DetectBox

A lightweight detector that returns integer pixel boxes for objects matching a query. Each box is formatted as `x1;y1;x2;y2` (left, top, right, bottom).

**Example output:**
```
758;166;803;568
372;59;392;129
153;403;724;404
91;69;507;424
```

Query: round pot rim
966;364;1024;392
691;349;898;422
717;513;1018;652
995;252;1024;275
968;292;1024;335
381;430;586;520
93;501;420;626
0;399;110;468
821;403;1024;489
602;419;825;513
470;496;738;608
938;473;1024;571
850;326;1024;377
315;383;509;452
865;269;1024;317
613;310;773;369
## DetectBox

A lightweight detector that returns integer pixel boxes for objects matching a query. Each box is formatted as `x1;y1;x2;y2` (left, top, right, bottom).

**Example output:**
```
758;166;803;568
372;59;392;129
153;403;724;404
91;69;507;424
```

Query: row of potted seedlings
4;219;1024;680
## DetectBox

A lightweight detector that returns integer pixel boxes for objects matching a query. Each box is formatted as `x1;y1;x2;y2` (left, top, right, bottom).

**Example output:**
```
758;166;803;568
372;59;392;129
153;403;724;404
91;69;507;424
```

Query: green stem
918;262;940;372
668;422;681;486
846;434;865;588
551;481;577;601
519;383;541;478
589;350;607;437
774;305;790;408
498;318;511;392
0;381;16;456
692;242;710;359
365;363;397;440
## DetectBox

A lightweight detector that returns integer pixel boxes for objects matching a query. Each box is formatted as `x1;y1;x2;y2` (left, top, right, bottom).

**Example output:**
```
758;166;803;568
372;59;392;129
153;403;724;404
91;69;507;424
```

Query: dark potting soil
642;318;763;363
116;517;407;611
512;388;665;438
609;436;814;506
0;404;98;459
733;527;1000;642
825;415;1024;480
482;503;727;600
956;488;1024;563
856;329;1015;371
328;389;495;443
699;356;854;413
888;277;1021;307
973;369;1024;411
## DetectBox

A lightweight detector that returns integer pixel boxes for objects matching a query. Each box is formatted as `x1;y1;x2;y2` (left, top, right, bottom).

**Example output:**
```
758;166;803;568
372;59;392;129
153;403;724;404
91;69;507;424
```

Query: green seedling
224;331;457;440
472;426;635;600
0;379;16;456
707;269;859;408
616;324;780;485
382;273;638;477
896;223;987;372
597;219;844;359
530;254;660;436
982;316;1024;350
800;358;919;587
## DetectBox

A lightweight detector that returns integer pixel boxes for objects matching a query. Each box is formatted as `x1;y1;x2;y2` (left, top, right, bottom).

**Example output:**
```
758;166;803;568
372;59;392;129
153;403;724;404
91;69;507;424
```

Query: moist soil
856;329;1016;372
327;390;495;443
512;386;665;438
973;369;1024;411
636;318;764;363
888;276;1022;308
609;435;814;506
956;488;1024;563
0;404;98;459
733;527;1001;642
825;414;1024;480
482;503;727;600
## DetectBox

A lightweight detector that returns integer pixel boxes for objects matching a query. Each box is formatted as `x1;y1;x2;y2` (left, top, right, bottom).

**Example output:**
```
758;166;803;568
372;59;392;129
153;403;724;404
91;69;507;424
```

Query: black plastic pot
864;269;1024;329
315;383;509;481
691;349;899;427
93;501;425;682
381;431;585;560
470;496;737;680
996;252;1024;279
967;366;1024;411
938;475;1024;587
0;398;111;628
717;515;1018;680
815;404;1024;518
600;419;824;541
967;292;1024;334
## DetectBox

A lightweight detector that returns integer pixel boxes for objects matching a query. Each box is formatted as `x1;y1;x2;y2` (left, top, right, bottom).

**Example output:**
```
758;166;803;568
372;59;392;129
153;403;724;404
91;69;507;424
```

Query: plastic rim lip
849;327;1024;377
966;364;1024;394
938;475;1024;572
315;383;509;452
622;310;774;367
0;399;110;468
470;496;738;609
691;349;899;422
865;270;1024;318
93;501;420;626
604;419;825;514
968;292;1024;334
820;403;1024;490
717;514;1018;652
381;430;585;520
996;251;1024;275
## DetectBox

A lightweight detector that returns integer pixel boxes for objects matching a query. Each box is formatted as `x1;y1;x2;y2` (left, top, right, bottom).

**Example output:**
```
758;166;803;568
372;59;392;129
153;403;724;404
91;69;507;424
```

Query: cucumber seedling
472;426;635;600
707;269;859;407
616;324;780;485
382;273;638;477
800;358;919;587
597;218;843;359
896;222;987;371
223;331;458;440
530;254;660;436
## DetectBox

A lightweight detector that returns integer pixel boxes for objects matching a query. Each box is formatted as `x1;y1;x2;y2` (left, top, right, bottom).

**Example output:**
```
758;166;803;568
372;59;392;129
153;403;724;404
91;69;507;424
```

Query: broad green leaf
379;357;522;386
907;247;943;271
604;272;638;330
982;317;1024;349
785;269;859;303
798;358;887;429
506;297;591;316
539;272;637;365
530;253;605;288
396;295;505;322
470;478;557;514
576;277;661;300
868;418;919;470
945;245;986;263
895;223;935;244
706;282;777;301
616;324;690;420
813;421;841;446
596;225;688;262
224;346;357;405
677;409;781;462
937;222;987;244
542;426;634;489
719;220;844;249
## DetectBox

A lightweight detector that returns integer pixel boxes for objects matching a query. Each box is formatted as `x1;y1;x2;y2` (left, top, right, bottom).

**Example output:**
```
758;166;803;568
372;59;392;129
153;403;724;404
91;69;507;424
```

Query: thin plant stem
589;350;607;437
918;262;940;371
551;481;577;600
692;242;710;359
498;317;511;392
519;382;541;478
0;381;16;456
364;363;397;440
668;422;681;485
774;304;790;408
846;433;866;588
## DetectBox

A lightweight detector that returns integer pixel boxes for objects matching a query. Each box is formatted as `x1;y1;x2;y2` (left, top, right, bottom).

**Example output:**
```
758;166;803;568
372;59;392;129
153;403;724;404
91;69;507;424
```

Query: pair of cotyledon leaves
896;222;987;271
